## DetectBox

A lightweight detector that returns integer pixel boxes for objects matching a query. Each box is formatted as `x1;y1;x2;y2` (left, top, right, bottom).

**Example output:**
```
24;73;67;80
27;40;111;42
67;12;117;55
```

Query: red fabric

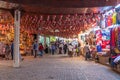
111;28;115;47
107;16;112;27
101;41;106;48
106;40;110;45
39;45;44;51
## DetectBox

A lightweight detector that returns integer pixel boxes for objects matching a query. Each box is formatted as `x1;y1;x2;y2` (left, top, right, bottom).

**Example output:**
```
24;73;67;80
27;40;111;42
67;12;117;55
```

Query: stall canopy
0;0;118;38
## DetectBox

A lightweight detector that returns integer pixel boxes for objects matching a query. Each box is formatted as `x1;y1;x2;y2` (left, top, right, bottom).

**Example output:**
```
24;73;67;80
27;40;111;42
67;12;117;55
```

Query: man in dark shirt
11;41;14;60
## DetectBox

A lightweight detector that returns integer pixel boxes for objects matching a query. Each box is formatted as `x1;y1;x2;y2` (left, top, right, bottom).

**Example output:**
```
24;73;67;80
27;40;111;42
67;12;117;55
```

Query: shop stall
95;28;110;65
0;13;34;59
96;4;120;71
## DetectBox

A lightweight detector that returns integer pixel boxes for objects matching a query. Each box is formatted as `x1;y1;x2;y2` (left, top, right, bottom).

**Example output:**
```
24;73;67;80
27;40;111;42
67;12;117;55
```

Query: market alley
0;54;120;80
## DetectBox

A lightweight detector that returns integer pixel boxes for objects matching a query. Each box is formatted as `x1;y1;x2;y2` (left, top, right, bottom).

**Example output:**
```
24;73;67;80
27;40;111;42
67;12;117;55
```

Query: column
13;9;20;67
44;36;46;46
37;34;39;54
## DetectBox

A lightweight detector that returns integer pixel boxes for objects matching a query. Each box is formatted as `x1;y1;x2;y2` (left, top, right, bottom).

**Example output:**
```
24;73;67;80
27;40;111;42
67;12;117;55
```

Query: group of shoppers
32;41;45;58
68;43;81;57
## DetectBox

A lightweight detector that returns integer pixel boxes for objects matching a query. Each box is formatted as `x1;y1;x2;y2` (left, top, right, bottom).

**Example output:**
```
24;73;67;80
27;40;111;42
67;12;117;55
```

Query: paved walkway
0;54;120;80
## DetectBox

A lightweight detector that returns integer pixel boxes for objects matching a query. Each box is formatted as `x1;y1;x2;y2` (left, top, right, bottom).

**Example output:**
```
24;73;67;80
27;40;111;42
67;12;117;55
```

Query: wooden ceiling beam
2;0;117;8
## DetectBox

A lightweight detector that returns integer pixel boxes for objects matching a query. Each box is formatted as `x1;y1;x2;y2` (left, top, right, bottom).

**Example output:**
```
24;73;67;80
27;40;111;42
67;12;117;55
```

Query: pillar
44;36;46;46
13;9;20;67
37;34;39;54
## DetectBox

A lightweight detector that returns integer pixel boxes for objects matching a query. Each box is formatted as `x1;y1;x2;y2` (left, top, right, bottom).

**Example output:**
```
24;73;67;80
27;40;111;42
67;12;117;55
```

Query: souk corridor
0;54;120;80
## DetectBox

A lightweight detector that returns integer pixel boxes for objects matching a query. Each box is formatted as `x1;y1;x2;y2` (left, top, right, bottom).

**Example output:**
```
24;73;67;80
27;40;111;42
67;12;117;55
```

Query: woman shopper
39;43;44;56
84;43;91;60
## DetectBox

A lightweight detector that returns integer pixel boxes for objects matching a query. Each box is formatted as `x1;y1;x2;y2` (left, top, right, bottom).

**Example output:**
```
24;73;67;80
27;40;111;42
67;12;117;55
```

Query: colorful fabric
105;17;108;27
96;45;102;52
114;27;118;46
117;12;120;24
107;16;112;26
101;19;106;28
114;55;120;63
112;12;117;25
118;27;120;50
110;28;115;48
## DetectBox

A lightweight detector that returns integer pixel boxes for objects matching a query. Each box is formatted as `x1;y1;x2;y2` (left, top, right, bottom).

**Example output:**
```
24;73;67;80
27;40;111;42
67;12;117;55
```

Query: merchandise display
0;23;34;57
110;25;120;51
0;42;5;55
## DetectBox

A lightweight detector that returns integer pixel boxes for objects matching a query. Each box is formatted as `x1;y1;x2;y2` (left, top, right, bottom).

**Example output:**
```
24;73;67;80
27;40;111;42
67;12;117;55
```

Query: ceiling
1;0;117;8
0;0;117;14
0;0;118;37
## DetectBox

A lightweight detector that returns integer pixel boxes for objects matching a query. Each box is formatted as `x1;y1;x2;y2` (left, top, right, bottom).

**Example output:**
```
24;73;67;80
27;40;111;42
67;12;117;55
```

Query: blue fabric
105;17;108;27
102;30;110;40
96;45;102;52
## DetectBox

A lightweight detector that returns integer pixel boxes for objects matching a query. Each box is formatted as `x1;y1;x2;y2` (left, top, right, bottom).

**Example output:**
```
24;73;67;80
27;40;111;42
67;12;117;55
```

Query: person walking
77;43;81;56
11;41;14;60
44;44;48;54
73;45;77;56
39;43;44;56
63;44;68;54
84;43;91;60
68;44;73;57
59;43;63;54
33;41;38;58
51;44;56;55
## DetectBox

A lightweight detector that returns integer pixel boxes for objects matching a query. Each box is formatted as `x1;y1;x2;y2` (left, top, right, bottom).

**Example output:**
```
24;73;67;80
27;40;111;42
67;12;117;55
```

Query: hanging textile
107;15;112;27
118;27;120;50
114;27;118;46
117;12;120;24
112;12;117;25
110;28;115;48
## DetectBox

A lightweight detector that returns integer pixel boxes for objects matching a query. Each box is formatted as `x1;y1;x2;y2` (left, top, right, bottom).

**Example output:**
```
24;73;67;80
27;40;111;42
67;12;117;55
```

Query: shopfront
77;4;120;72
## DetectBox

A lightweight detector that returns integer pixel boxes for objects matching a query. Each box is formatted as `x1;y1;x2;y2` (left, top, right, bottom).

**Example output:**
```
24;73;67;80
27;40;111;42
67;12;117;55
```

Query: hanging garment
101;19;106;28
112;12;117;25
96;45;102;52
118;27;120;50
105;16;108;27
107;16;112;27
117;12;120;24
114;27;118;47
110;28;115;48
